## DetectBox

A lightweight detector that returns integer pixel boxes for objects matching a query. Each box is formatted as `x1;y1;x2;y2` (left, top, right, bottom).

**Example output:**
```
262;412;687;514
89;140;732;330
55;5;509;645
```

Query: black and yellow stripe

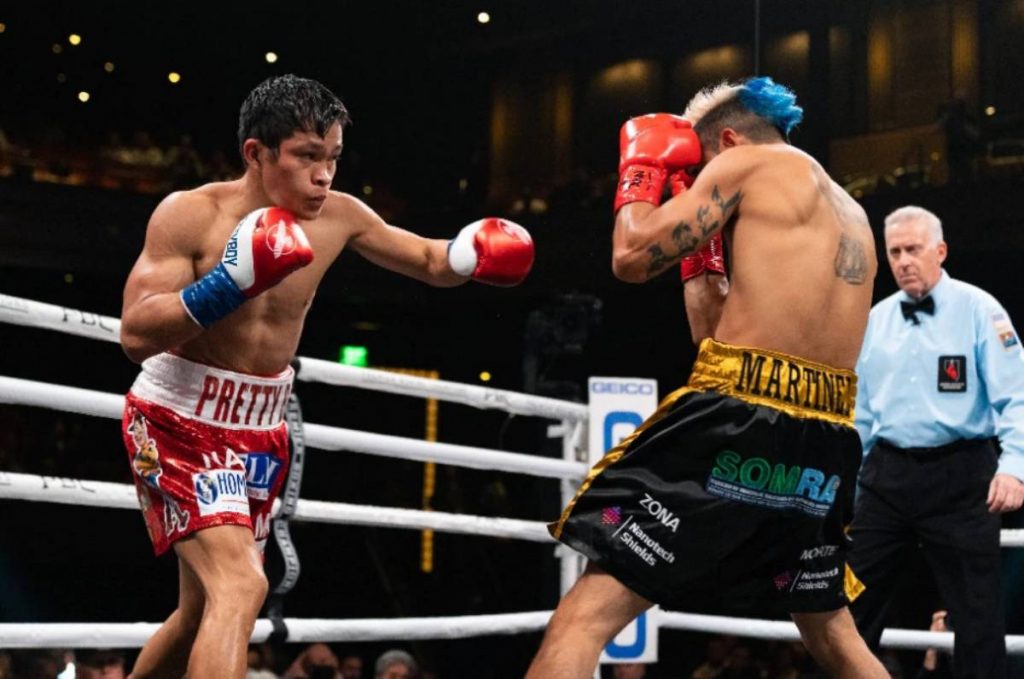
689;339;857;428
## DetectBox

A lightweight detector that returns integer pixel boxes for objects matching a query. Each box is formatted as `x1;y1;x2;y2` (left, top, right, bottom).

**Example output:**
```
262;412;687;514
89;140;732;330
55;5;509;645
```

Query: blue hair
738;77;803;136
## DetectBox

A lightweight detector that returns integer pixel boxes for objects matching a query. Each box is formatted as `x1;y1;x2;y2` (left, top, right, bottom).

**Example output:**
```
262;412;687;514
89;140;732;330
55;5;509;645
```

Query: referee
847;205;1024;678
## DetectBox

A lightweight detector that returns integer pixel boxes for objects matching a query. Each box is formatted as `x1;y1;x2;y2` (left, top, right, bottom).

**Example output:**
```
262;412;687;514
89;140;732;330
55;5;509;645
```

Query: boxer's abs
178;302;308;375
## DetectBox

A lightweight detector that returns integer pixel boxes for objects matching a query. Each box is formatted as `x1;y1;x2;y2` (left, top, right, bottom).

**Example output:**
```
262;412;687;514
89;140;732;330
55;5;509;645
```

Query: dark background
2;1;1024;677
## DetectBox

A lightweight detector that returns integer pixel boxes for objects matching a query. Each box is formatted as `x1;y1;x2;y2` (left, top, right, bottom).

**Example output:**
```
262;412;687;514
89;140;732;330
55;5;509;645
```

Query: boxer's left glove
180;206;314;327
448;218;534;286
614;114;702;213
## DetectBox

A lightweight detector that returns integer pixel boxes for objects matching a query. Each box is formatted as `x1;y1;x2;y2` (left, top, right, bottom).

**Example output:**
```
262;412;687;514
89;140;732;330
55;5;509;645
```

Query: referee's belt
876;437;996;462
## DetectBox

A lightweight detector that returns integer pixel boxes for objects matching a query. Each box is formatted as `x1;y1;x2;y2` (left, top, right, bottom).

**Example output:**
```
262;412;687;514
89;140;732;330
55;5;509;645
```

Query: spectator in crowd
283;643;340;679
611;662;647;678
693;636;732;679
720;645;760;679
374;649;418;679
916;610;952;679
339;653;364;679
247;643;279;678
12;649;66;679
75;649;126;679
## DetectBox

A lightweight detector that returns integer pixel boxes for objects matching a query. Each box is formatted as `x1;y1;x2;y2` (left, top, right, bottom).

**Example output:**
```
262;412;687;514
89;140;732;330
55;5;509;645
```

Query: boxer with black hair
120;74;533;679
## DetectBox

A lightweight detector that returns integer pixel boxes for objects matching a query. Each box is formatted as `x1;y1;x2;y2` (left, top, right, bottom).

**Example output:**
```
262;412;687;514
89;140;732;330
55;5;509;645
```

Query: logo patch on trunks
163;498;191;537
192;469;248;517
639;493;679;532
773;571;794;591
601;506;622;525
127;412;162;488
243;452;283;500
937;355;967;392
706;450;839;517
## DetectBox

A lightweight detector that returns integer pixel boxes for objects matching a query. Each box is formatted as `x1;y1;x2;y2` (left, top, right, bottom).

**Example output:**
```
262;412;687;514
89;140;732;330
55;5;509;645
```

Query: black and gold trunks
551;339;862;614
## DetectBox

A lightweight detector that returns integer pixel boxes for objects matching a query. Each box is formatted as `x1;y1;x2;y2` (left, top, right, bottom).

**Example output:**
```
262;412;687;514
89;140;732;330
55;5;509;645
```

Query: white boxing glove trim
448;220;482;277
223;209;259;291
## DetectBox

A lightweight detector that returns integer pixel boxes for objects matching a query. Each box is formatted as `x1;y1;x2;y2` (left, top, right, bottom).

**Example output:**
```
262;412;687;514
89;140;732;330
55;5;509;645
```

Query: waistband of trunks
129;352;294;430
686;339;857;427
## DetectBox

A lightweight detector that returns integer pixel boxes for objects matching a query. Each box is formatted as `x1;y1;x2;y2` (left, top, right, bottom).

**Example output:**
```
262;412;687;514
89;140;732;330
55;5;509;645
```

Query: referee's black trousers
847;439;1005;679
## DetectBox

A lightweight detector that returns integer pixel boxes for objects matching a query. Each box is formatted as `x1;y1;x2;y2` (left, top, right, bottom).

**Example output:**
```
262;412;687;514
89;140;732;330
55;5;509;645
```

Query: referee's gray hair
375;649;418;678
884;205;944;245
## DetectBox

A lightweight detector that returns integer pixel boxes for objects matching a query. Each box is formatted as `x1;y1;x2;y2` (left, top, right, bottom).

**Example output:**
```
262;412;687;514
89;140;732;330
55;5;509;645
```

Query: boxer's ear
242;138;263;168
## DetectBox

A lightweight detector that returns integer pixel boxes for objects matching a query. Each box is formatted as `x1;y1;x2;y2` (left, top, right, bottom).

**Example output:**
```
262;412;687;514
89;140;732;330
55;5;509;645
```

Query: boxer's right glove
679;232;726;281
670;168;726;281
614;114;702;213
448;218;534;286
180;206;314;327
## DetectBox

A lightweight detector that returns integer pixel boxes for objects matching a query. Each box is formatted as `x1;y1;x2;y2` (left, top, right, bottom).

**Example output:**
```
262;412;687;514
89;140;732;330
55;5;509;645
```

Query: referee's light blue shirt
855;270;1024;480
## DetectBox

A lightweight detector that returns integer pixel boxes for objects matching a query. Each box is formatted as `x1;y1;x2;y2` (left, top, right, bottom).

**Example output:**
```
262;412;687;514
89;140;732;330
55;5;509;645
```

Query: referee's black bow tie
901;296;935;325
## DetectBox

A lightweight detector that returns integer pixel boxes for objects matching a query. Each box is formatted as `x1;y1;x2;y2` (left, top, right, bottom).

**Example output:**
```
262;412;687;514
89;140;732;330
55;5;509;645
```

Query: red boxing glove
680;232;726;282
180;207;313;327
227;207;314;297
448;218;534;286
668;169;696;197
614;114;702;213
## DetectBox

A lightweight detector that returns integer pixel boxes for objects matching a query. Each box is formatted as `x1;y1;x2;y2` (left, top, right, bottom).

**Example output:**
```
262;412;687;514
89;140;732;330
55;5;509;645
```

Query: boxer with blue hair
528;77;887;678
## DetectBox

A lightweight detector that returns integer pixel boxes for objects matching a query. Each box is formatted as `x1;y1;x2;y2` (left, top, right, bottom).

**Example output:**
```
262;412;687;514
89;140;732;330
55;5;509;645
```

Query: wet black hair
237;74;350;160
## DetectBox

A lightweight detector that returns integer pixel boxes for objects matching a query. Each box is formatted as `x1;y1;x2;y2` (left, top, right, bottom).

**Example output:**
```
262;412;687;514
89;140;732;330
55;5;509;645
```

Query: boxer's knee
175;524;268;616
205;560;268;615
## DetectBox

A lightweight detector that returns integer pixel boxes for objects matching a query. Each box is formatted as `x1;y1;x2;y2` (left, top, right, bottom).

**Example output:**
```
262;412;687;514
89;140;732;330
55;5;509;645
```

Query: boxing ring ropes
2;293;1024;656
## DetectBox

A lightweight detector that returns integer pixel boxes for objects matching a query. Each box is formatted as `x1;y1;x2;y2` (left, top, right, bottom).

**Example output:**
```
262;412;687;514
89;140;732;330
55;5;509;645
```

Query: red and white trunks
121;352;292;556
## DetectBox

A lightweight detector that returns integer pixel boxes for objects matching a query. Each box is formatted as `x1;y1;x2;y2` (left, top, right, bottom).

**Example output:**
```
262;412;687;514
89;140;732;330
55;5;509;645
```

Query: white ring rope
0;293;587;422
297;357;587;422
0;612;554;649
0;293;121;344
6;609;1024;652
0;376;587;481
5;375;1024;546
0;471;552;542
5;292;1024;654
656;612;1024;653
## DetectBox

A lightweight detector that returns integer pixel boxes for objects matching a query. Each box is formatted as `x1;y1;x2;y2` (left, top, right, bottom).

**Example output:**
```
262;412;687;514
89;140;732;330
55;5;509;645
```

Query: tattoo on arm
644;185;740;279
646;244;673;275
711;185;741;214
834;232;869;284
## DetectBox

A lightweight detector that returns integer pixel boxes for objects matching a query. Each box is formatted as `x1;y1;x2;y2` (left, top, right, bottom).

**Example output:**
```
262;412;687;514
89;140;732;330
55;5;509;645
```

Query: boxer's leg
174;524;268;679
129;560;204;679
526;563;651;679
792;607;888;678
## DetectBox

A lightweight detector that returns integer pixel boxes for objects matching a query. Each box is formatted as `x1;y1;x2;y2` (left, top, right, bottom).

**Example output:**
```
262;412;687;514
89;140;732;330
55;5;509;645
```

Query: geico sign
590;381;654;395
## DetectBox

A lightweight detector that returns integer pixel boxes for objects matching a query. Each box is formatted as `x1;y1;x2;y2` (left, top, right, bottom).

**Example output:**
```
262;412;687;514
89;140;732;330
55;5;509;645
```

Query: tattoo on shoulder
834;232;869;284
644;185;741;279
812;163;872;286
